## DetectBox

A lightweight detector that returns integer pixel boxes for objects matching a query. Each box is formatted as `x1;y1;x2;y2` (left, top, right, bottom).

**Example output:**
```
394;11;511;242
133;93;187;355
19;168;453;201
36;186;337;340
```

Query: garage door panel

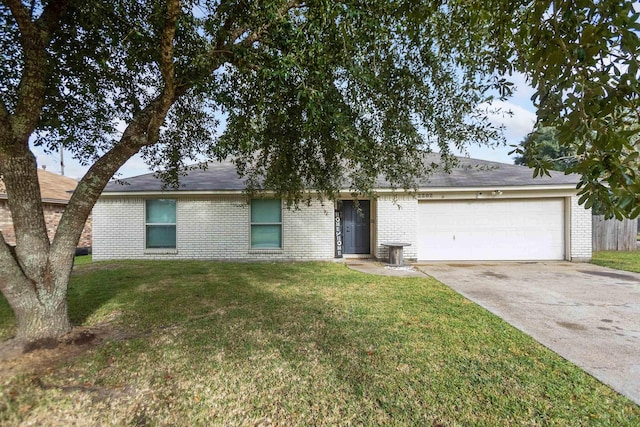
417;199;564;261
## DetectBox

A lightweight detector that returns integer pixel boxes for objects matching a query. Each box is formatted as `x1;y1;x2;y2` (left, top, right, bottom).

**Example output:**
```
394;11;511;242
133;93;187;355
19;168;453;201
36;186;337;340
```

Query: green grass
1;261;638;426
73;254;92;266
592;250;640;273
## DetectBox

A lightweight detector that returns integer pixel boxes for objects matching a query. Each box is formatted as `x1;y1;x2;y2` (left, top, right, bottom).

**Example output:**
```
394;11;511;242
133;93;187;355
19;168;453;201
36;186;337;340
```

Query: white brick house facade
371;192;592;263
94;156;593;262
374;195;418;260
94;191;593;262
93;196;335;261
569;195;593;261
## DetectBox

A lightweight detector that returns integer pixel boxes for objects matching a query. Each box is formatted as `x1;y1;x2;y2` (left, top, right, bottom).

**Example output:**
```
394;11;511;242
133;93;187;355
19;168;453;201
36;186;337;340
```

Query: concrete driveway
416;262;640;405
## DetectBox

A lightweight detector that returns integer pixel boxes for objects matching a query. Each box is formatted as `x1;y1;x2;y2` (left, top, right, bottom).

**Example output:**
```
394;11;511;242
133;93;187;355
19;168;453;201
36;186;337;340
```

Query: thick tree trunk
0;144;73;349
0;248;73;349
12;281;72;348
0;0;181;351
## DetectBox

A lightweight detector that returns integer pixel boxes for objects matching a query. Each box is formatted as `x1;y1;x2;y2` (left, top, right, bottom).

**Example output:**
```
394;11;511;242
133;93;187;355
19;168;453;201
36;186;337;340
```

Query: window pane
146;199;176;223
146;225;176;248
251;199;281;223
251;224;282;248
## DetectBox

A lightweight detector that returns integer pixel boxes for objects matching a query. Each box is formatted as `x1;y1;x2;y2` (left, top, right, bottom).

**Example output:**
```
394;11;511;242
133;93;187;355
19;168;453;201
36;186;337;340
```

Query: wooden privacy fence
592;215;638;251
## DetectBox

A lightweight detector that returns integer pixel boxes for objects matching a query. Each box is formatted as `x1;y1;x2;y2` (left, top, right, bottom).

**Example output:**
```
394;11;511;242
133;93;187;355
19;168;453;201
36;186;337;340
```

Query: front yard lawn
592;250;640;273
0;261;638;425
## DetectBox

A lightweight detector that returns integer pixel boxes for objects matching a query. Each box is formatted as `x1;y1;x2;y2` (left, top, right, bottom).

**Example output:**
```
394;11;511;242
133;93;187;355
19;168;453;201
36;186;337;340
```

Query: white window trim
144;199;178;251
249;199;283;250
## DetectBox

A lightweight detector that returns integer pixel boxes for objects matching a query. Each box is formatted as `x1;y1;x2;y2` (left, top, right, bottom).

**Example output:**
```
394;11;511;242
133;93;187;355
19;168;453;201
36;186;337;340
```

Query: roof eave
100;183;580;198
379;184;579;193
100;189;246;197
0;194;70;204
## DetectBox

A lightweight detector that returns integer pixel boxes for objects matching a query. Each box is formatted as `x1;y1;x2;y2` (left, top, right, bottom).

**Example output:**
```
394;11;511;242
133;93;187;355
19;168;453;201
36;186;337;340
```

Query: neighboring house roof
102;154;580;194
0;168;78;204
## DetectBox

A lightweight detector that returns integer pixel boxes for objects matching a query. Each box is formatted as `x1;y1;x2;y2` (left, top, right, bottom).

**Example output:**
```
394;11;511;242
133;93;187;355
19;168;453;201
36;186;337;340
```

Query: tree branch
51;86;184;263
233;0;304;46
36;0;70;35
205;0;304;74
0;232;32;306
0;101;10;142
0;151;51;284
4;0;32;34
0;0;71;281
147;0;180;144
6;0;70;142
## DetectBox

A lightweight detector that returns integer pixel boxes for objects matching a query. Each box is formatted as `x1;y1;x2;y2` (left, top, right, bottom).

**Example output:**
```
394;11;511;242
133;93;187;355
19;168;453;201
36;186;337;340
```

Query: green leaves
513;0;640;218
209;0;510;202
2;0;638;215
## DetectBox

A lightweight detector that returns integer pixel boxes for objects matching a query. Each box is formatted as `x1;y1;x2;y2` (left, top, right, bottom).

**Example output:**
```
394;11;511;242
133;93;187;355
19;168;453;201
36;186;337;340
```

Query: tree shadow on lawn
86;260;374;374
65;260;424;419
80;261;640;424
3;260;639;425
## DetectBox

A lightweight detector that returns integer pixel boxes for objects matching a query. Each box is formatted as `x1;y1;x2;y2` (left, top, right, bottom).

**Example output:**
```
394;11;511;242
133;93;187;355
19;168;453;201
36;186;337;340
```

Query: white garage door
417;198;565;261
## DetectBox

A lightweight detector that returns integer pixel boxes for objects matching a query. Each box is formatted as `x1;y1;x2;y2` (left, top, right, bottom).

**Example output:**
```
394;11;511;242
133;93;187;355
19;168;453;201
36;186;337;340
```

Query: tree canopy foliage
509;0;640;219
0;0;639;345
2;1;638;208
513;127;578;172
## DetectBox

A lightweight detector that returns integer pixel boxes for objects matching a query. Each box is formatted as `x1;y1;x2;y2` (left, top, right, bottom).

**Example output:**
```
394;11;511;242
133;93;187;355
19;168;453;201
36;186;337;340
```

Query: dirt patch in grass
0;322;137;383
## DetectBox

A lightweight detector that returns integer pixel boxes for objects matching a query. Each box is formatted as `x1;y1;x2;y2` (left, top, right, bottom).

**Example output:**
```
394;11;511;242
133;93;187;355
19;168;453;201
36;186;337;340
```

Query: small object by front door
383;243;411;266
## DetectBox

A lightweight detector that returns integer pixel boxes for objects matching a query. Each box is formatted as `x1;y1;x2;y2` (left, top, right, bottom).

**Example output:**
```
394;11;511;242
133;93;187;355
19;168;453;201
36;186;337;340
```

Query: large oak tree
1;0;638;349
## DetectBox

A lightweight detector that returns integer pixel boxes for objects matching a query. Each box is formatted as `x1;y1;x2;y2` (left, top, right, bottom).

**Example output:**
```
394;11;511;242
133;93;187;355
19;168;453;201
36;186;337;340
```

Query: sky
32;73;538;181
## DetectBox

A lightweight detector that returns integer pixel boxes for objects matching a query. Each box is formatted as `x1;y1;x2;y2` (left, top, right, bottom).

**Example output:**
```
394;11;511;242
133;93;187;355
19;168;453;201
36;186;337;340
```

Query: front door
342;200;370;254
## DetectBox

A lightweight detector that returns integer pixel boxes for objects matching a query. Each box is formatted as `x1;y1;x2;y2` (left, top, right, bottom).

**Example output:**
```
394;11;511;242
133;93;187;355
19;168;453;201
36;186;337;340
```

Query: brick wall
376;193;593;262
0;199;92;248
570;195;593;261
92;196;335;261
92;192;593;263
374;195;418;260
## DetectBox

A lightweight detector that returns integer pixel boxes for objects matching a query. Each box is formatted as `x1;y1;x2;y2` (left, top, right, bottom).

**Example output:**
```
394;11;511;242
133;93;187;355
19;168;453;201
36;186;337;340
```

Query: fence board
592;216;638;251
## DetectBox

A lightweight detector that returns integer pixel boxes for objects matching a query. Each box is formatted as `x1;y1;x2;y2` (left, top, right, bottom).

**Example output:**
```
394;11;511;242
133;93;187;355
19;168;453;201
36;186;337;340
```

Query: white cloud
508;71;536;108
487;99;537;143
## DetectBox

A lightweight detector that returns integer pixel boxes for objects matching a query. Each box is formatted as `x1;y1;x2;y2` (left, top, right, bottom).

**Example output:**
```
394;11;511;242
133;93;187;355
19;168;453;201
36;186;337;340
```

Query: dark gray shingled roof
103;154;580;193
105;161;247;192
407;154;580;188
